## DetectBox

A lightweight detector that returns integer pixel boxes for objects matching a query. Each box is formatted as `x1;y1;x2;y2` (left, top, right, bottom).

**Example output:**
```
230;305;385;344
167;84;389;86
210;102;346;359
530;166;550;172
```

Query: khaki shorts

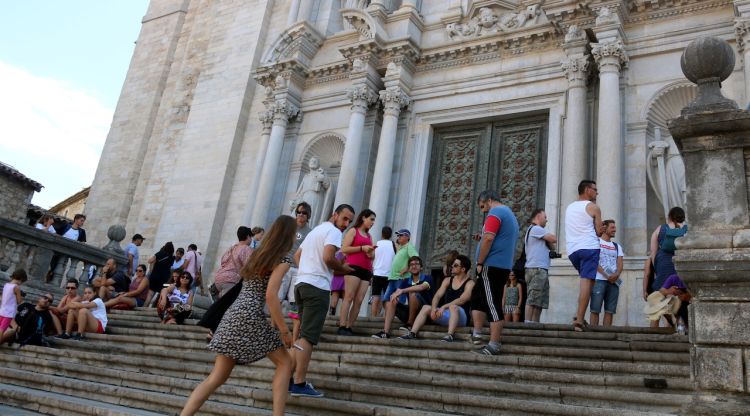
294;283;329;345
525;268;549;309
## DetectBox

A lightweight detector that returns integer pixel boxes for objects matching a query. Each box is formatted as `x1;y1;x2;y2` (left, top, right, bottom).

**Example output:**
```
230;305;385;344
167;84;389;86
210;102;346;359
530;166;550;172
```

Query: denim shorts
590;279;619;314
382;279;405;304
569;249;600;279
433;306;467;327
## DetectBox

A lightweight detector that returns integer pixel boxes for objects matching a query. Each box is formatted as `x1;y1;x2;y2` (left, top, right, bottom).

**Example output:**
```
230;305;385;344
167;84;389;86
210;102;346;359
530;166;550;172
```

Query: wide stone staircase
0;297;693;416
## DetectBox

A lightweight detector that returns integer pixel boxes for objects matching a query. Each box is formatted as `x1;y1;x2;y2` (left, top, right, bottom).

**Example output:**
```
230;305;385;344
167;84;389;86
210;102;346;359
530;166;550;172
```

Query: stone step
89;324;690;368
0;347;681;416
0;382;167;416
108;309;688;351
1;341;693;407
29;333;692;389
0;354;454;416
50;330;690;383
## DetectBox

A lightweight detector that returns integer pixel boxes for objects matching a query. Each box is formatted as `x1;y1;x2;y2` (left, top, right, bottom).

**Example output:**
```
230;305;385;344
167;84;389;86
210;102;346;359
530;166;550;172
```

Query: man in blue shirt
372;256;433;339
472;190;519;355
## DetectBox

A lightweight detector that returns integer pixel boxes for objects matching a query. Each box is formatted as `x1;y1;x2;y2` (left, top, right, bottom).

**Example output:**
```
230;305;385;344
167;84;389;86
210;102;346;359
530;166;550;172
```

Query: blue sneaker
290;382;324;398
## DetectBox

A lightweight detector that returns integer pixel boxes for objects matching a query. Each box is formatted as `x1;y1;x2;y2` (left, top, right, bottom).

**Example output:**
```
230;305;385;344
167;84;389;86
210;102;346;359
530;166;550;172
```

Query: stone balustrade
0;218;127;288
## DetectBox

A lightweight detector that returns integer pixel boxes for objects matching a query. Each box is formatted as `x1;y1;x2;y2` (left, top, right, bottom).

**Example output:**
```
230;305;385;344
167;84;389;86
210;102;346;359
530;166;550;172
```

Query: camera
548;251;562;259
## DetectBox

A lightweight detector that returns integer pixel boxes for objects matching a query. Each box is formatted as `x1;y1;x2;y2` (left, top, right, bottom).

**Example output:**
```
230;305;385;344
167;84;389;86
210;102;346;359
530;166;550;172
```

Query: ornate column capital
735;18;750;51
347;85;378;114
592;40;628;73
270;99;300;127
379;87;411;117
258;110;274;133
561;55;591;88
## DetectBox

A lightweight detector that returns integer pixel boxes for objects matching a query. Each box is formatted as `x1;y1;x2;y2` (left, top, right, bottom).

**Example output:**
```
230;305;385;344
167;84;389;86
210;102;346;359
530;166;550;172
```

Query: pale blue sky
0;1;149;209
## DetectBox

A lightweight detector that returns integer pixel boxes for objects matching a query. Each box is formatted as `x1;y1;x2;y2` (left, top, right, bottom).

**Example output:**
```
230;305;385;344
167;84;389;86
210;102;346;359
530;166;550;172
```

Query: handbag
197;280;242;332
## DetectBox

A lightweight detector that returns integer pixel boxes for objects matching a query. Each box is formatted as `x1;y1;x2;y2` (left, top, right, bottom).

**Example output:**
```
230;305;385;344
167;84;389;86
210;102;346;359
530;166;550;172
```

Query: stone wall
0;176;35;223
543;258;651;326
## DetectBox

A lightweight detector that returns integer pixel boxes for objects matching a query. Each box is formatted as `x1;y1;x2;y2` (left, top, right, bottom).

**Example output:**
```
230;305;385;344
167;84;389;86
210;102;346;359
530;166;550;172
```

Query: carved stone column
297;0;315;23
668;36;750;414
335;85;377;208
559;26;590;252
368;82;410;223
242;110;273;225
591;6;628;234
287;0;302;26
735;18;750;104
251;99;300;226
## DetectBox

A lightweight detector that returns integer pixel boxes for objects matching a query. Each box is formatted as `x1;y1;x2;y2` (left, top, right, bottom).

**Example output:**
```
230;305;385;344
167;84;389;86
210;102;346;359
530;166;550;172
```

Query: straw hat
644;291;681;321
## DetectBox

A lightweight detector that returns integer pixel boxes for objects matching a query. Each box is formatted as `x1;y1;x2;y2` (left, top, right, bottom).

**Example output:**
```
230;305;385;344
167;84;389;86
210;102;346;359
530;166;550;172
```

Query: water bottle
676;318;686;336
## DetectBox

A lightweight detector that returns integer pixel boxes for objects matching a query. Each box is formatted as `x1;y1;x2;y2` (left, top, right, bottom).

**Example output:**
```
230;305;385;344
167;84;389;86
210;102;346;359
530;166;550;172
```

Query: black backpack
14;303;47;347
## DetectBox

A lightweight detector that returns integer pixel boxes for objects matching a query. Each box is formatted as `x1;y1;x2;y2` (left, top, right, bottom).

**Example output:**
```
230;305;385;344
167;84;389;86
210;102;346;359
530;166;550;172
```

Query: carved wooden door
421;116;547;270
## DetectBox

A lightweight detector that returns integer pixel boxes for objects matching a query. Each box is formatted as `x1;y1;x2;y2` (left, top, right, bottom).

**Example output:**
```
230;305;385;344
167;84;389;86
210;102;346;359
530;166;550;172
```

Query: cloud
0;61;112;209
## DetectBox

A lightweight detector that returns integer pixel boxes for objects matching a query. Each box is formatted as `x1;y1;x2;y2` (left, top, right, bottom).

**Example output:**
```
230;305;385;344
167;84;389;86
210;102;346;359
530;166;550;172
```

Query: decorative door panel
491;119;547;228
422;116;547;271
421;126;491;269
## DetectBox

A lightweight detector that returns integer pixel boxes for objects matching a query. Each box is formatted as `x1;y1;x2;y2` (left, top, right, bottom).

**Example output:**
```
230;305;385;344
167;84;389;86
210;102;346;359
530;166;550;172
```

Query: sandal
573;320;585;332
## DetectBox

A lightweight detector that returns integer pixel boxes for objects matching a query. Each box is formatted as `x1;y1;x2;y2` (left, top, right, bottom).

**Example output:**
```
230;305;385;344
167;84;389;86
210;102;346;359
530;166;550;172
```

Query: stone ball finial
678;36;738;115
680;36;735;84
107;225;126;242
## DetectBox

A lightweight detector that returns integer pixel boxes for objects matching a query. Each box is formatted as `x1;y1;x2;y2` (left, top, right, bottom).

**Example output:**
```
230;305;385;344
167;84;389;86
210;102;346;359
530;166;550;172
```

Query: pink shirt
345;229;374;271
214;244;253;286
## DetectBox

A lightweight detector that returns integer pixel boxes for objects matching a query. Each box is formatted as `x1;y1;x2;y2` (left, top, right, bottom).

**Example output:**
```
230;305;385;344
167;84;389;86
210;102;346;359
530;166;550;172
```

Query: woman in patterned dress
181;215;297;416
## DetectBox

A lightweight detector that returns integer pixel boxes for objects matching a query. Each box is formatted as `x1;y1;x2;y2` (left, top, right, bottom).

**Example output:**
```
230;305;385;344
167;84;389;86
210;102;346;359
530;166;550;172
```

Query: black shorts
347;265;373;282
371;275;388;297
470;266;510;322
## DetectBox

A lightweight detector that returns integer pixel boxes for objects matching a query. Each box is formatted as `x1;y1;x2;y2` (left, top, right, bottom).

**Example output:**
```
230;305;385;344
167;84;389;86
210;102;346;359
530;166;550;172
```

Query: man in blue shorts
564;180;603;332
472;190;519;355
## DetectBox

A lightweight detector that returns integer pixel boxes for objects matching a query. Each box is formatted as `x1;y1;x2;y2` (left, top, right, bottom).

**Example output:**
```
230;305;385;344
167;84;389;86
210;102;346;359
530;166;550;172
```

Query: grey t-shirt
289;224;312;265
524;224;551;269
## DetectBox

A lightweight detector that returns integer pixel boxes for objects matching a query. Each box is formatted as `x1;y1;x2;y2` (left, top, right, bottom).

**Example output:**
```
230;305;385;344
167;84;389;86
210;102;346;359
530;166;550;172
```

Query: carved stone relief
445;4;544;40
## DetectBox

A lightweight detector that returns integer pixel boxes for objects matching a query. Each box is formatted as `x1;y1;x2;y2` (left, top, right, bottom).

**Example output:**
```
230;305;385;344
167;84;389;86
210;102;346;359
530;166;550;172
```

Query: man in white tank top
564;180;603;332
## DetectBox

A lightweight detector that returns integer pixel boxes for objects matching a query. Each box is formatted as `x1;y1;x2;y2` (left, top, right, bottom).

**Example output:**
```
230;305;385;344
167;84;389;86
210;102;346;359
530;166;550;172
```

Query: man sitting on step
3;293;62;346
91;258;130;301
372;256;433;339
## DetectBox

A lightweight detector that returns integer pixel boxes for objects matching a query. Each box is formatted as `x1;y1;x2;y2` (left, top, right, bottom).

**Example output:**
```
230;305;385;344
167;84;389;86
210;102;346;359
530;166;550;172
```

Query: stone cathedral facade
86;0;749;321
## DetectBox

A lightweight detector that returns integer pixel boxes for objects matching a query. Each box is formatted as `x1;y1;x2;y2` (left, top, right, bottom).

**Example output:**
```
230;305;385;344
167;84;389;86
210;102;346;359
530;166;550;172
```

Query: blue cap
395;229;411;237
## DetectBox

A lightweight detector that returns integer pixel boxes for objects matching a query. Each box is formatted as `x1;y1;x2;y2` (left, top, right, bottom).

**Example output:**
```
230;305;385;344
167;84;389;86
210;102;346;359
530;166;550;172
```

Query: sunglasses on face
65;286;77;290
296;211;310;217
409;263;421;267
42;296;53;302
451;263;462;268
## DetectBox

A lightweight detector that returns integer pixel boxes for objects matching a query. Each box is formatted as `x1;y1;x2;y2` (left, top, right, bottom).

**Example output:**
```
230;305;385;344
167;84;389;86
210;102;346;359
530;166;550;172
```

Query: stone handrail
0;218;127;287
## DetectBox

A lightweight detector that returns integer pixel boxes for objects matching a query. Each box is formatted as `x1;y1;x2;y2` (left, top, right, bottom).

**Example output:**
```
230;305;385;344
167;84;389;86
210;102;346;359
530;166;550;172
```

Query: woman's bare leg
267;347;293;416
339;275;359;327
346;280;370;328
181;355;236;416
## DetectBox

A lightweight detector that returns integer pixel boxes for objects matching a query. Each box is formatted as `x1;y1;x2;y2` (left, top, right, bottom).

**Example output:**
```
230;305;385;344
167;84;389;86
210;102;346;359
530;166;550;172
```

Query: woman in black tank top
396;255;475;342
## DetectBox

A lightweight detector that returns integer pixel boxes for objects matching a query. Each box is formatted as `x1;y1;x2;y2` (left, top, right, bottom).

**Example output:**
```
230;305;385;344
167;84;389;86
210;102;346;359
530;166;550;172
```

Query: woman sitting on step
105;264;149;310
157;271;194;324
59;286;108;340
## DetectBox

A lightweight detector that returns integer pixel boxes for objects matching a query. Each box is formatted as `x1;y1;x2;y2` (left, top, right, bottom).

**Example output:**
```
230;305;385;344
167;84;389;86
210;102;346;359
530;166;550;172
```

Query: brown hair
242;215;296;280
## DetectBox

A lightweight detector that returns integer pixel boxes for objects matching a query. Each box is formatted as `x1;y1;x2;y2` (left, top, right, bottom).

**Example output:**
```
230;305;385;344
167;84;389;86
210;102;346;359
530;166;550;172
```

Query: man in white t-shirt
370;226;396;317
590;220;624;327
290;204;354;398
